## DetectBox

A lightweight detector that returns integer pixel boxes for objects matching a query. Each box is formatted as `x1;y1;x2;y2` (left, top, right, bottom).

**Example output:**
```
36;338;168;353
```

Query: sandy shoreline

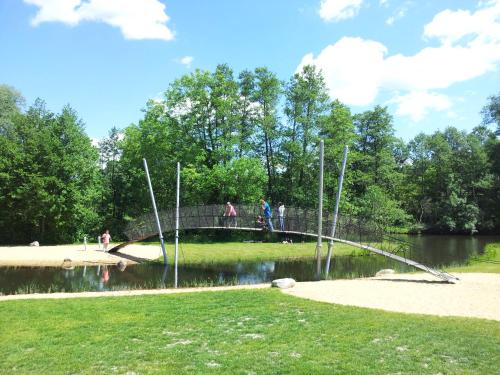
0;244;162;267
282;273;500;321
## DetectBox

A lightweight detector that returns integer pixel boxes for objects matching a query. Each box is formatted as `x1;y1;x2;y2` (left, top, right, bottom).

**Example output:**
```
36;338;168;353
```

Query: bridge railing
123;204;403;252
121;204;459;282
125;204;328;239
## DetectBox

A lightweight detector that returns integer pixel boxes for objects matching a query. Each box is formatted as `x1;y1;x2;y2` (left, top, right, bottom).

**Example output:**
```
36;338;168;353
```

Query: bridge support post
143;158;168;266
174;162;180;288
325;145;348;275
315;140;325;280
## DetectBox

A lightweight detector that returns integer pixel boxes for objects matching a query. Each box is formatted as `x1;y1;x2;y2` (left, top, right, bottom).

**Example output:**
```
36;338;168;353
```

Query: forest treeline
1;64;500;244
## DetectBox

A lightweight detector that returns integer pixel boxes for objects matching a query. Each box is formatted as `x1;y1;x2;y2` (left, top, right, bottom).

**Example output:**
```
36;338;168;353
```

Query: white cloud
379;0;389;7
179;56;194;67
319;0;363;22
424;0;500;45
297;37;387;105
299;1;500;121
389;91;452;121
385;2;411;26
24;0;174;41
25;0;81;25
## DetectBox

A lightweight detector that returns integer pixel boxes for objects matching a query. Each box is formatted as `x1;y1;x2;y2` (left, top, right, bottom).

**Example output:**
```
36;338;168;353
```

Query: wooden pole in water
325;145;348;275
143;158;168;265
315;140;325;279
174;162;180;288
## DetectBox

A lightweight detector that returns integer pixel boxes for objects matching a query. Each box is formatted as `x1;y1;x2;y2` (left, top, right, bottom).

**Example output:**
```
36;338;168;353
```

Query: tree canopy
1;66;499;244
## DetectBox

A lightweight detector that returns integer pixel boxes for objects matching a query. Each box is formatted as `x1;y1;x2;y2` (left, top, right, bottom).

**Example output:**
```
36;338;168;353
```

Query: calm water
1;235;498;295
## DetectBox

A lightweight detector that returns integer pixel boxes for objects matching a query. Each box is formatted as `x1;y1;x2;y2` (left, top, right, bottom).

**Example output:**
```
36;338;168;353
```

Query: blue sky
1;0;499;141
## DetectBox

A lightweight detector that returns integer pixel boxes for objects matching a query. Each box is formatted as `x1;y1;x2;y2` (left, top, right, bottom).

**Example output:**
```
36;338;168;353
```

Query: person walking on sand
278;202;285;231
101;229;111;252
224;202;237;228
260;199;274;232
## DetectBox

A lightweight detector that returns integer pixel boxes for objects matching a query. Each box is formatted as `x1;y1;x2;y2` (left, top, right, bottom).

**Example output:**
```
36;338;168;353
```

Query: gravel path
0;284;269;301
282;273;500;321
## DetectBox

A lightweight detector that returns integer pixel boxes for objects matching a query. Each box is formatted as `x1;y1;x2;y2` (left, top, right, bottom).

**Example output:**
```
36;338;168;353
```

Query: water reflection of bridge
113;204;458;283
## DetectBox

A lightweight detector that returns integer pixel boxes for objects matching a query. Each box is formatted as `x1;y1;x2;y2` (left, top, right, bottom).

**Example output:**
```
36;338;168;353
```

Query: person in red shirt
101;265;110;283
224;202;237;228
101;229;111;252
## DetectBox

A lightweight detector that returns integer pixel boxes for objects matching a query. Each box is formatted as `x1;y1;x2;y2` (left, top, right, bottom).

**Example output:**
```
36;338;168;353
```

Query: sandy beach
282;272;500;321
0;244;162;267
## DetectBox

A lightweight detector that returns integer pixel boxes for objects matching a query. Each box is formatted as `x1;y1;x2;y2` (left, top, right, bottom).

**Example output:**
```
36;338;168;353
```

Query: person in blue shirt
260;199;274;232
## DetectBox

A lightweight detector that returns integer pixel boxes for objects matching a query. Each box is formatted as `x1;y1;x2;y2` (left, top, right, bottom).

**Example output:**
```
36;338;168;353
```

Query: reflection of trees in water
405;235;495;267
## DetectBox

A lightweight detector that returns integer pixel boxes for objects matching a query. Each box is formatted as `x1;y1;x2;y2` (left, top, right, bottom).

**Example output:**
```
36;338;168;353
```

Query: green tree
283;65;330;206
118;65;274;213
356;185;410;227
482;92;500;135
405;133;433;226
201;157;267;204
98;127;126;234
481;93;500;230
118;106;176;216
237;70;258;157
404;127;494;233
252;67;282;200
0;99;101;243
0;84;24;130
0;85;25;242
161;64;240;168
320;100;356;210
352;106;400;196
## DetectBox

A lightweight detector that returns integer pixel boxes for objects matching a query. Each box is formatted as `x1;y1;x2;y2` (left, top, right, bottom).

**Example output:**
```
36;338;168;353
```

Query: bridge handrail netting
121;204;458;283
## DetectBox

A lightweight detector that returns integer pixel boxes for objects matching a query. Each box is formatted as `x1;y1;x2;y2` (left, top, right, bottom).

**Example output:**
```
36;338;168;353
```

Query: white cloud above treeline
385;1;413;26
24;0;174;41
180;56;193;67
303;0;500;121
319;0;363;22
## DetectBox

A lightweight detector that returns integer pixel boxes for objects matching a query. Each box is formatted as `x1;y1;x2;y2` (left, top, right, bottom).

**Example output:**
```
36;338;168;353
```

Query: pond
0;235;498;295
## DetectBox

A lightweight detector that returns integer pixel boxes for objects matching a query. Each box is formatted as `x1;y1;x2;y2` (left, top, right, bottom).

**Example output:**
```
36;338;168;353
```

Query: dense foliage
1;74;499;244
0;86;101;243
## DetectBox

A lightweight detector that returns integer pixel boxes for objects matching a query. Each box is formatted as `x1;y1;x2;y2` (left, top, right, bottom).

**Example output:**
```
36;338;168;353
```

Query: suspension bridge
111;204;458;283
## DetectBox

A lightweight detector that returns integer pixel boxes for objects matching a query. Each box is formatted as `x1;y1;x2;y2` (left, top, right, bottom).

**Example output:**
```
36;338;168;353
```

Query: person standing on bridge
224;202;237;228
260;199;274;232
278;202;285;231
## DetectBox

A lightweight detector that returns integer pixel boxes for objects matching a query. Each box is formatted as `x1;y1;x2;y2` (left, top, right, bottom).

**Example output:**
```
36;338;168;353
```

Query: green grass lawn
446;243;500;273
1;289;499;374
143;241;361;265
